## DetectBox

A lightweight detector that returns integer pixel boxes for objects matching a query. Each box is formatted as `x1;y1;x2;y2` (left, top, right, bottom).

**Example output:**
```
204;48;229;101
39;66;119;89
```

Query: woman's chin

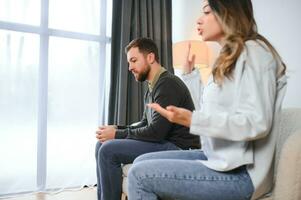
200;35;207;41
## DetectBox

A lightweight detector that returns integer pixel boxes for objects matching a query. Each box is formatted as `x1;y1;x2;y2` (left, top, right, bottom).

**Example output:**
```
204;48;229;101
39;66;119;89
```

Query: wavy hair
208;0;286;85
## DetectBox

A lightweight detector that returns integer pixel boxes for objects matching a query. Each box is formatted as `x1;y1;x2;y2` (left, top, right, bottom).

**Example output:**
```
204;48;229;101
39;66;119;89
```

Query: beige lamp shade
172;40;209;69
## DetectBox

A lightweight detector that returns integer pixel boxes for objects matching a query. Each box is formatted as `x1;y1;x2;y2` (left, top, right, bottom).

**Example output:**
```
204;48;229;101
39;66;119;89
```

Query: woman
127;0;287;200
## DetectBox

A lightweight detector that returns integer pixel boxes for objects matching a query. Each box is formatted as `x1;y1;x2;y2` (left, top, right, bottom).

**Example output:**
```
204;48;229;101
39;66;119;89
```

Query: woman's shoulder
244;40;273;58
239;40;277;71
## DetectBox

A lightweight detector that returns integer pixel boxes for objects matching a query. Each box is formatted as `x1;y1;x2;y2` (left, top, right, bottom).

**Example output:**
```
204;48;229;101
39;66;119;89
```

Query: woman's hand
183;42;195;74
148;103;192;127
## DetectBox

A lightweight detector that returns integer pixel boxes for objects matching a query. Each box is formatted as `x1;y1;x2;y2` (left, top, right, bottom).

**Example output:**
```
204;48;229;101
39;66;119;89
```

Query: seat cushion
122;164;132;195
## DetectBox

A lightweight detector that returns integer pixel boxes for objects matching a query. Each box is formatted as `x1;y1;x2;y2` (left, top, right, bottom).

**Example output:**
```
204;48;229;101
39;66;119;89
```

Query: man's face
127;47;151;82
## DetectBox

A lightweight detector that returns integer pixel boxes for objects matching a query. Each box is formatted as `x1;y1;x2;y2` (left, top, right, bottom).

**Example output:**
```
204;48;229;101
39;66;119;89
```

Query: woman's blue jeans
127;150;254;200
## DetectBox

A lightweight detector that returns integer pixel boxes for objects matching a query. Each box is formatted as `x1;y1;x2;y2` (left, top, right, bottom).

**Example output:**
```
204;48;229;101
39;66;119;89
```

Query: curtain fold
109;0;173;125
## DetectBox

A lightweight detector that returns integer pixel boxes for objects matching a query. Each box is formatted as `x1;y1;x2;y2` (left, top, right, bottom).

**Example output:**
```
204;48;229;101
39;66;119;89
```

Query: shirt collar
148;66;166;92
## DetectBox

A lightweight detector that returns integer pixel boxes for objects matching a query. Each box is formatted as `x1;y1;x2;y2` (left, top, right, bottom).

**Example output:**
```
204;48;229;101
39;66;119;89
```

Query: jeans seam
138;174;241;182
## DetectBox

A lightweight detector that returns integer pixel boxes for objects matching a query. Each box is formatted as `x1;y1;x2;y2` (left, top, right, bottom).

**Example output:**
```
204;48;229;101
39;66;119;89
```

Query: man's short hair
125;38;160;62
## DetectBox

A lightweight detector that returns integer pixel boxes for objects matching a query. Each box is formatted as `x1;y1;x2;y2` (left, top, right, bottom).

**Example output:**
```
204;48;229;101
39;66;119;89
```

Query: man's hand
96;125;117;143
148;103;192;127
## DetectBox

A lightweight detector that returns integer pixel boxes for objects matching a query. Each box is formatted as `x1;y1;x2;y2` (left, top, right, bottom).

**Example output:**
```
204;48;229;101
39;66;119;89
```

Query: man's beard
137;65;151;82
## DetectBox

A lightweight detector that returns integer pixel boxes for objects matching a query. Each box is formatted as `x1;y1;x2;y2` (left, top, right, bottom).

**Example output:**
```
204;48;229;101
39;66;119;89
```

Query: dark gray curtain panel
108;0;173;125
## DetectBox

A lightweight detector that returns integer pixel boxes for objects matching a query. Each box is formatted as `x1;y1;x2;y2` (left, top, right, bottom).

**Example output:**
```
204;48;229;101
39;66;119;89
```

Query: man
95;38;199;200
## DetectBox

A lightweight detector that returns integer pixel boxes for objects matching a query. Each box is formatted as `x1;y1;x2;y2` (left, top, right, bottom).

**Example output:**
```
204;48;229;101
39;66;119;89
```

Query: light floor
2;188;97;200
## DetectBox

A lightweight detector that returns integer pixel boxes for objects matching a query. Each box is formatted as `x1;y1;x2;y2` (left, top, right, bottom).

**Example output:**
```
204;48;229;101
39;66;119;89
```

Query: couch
121;108;301;200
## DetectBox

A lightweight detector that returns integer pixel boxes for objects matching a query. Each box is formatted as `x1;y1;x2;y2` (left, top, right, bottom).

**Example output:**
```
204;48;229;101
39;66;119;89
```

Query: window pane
0;30;39;194
47;37;99;188
106;0;112;37
0;0;40;25
49;0;100;34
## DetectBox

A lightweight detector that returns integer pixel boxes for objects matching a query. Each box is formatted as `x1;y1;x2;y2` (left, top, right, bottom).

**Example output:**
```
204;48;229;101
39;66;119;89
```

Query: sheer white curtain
0;0;112;197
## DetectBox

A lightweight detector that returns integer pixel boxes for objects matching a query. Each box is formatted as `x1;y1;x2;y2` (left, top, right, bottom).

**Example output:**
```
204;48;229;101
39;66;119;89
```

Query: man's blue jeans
128;150;254;200
95;139;180;200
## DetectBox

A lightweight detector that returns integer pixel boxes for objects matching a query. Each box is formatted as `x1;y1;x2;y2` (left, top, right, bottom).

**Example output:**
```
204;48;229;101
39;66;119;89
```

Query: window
0;0;112;197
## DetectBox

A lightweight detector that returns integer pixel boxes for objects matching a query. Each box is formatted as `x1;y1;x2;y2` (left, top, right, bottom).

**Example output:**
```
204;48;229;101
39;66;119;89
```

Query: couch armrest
274;129;301;200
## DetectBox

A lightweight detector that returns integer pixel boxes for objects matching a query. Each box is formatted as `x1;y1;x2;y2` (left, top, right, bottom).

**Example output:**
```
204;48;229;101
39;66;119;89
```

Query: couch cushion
122;164;132;195
274;108;301;174
274;130;301;200
122;164;132;177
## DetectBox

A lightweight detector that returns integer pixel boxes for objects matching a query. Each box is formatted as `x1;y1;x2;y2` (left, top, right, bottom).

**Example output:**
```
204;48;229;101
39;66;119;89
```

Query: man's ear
147;53;155;64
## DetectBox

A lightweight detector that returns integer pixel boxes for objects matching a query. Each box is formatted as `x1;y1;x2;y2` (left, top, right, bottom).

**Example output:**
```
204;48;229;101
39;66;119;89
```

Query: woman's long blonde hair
208;0;286;85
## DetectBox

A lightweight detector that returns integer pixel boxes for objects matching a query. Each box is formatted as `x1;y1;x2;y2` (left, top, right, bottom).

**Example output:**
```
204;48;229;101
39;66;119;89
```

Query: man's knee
97;140;119;161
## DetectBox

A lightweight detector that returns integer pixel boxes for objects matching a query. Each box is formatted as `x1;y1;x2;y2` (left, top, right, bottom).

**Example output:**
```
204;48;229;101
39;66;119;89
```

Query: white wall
253;0;301;107
172;0;301;108
172;0;201;43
